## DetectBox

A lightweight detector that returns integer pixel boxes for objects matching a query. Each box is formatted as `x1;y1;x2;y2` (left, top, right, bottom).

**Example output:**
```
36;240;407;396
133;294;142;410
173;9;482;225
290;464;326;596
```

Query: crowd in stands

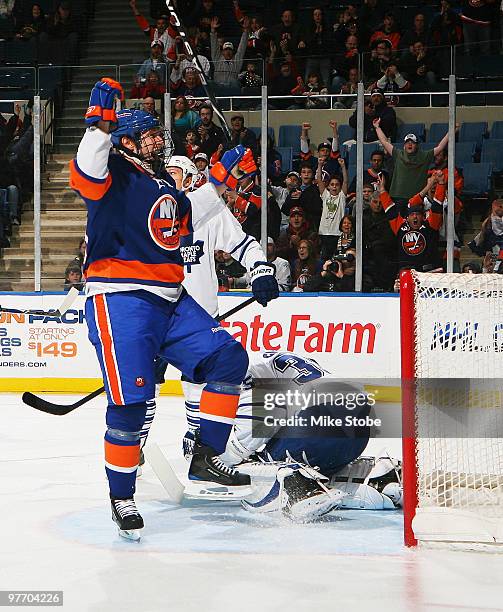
0;100;33;249
0;0;80;64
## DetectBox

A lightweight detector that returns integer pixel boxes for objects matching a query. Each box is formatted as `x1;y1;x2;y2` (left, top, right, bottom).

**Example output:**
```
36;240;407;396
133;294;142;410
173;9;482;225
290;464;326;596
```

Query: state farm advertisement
218;294;400;377
0;293;400;380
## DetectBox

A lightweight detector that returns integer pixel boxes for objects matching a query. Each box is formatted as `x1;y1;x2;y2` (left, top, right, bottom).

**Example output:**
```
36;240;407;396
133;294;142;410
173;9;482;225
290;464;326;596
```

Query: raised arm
372;117;393;156
433;123;459;156
329;120;339;156
338;157;348;194
300;121;311;161
316;157;325;195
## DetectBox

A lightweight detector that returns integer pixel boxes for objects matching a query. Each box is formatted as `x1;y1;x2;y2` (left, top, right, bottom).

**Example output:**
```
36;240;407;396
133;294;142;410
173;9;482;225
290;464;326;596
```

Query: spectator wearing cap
348;89;396;143
194;152;209;188
299;120;342;178
369;12;401;50
276;206;319;264
230;113;257;154
197;104;225;158
137;40;168;84
378;171;445;272
281;163;322;231
316;156;348;260
210;15;249;89
373;117;455;206
267;237;291;291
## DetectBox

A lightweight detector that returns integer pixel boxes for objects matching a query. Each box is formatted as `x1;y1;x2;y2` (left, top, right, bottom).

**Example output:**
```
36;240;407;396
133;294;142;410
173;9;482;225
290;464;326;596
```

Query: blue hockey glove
85;78;124;127
210;146;257;189
250;262;279;307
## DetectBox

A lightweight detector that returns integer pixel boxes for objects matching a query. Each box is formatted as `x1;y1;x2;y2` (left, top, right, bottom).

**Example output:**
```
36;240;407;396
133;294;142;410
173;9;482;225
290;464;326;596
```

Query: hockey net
401;270;503;547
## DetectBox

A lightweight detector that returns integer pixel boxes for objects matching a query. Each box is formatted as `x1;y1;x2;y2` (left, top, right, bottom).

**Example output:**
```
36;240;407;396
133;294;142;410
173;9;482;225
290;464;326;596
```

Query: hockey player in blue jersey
70;78;278;540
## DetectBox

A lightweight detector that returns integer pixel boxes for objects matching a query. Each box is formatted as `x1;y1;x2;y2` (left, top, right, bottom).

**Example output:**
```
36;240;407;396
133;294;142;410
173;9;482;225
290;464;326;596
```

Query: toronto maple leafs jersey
180;204;266;317
69;127;226;301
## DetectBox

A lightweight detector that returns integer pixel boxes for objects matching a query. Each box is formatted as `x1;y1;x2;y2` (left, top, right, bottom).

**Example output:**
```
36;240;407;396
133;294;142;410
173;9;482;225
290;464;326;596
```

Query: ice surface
2;393;503;612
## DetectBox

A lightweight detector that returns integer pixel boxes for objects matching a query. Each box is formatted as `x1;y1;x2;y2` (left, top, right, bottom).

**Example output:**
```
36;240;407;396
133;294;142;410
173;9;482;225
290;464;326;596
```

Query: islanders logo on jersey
148;194;180;251
402;230;426;256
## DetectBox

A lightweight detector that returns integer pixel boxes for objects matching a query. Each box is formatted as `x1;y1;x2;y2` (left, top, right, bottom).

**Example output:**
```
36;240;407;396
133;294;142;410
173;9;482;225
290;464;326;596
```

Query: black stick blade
22;392;77;415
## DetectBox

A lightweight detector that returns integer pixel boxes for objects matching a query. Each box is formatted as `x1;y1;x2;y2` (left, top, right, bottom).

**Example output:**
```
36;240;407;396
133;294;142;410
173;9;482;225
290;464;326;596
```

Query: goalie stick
165;0;232;143
0;287;79;317
22;296;256;415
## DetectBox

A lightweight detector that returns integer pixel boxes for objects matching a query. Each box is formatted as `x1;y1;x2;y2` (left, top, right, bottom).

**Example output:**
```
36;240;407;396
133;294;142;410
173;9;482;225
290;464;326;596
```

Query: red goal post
400;269;503;548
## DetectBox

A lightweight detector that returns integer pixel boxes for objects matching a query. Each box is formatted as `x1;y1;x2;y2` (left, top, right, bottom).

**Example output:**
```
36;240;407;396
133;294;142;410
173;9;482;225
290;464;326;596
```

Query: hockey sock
185;399;200;434
140;398;156;449
199;384;240;454
105;403;147;499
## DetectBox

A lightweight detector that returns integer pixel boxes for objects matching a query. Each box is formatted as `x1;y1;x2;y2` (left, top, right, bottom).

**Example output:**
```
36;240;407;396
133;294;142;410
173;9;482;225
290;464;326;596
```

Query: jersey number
269;353;324;385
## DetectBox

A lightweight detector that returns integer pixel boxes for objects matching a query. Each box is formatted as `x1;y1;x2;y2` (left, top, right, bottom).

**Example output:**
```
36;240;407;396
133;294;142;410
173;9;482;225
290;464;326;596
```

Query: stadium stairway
54;0;152;154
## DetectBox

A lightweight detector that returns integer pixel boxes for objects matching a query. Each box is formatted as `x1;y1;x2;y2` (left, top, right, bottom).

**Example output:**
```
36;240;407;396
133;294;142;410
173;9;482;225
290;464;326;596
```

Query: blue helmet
110;109;160;146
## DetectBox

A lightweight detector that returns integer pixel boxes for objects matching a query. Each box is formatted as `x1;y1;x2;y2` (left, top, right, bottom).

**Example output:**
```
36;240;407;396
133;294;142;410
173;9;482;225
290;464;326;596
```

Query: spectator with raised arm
129;0;176;48
299;120;341;177
379;171;445;272
316;157;348;260
210;15;249;89
373;117;456;206
371;62;410;101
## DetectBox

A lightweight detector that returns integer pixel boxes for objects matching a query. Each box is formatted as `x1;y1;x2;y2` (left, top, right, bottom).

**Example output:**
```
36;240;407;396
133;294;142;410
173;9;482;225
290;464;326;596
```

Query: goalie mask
111;109;173;176
164;155;198;191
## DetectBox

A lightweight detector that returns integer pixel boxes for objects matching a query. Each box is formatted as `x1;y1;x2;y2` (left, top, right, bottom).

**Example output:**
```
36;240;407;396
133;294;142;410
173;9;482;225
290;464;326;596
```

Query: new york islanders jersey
180;205;265;317
69;128;226;301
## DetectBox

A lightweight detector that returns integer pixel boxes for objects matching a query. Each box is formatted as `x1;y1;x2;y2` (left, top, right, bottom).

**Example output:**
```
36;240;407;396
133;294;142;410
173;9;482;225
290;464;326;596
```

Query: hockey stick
0;287;79;317
22;296;257;415
165;1;232;143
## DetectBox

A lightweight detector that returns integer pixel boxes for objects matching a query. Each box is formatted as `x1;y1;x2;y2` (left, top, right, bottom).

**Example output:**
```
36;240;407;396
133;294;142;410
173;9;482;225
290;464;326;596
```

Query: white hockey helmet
165;155;198;191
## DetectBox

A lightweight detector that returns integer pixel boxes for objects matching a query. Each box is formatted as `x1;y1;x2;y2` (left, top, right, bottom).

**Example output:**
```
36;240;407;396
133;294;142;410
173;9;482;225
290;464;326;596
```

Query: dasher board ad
0;293;400;379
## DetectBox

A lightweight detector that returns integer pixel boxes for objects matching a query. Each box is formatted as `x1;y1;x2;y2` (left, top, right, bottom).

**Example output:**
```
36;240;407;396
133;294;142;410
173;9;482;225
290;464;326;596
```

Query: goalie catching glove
250;262;279;307
85;78;124;128
209;145;257;190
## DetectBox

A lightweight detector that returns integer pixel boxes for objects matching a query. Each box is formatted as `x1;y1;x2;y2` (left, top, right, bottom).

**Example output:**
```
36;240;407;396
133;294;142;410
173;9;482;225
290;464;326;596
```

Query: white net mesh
412;272;503;525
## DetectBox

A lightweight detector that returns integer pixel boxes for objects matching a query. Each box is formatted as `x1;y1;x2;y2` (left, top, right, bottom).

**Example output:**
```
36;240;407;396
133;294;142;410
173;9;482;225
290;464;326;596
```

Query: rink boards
0;292;400;392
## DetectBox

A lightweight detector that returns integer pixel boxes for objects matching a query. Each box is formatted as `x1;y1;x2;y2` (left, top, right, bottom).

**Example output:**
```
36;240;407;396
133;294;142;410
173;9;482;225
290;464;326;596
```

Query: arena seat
481;140;503;174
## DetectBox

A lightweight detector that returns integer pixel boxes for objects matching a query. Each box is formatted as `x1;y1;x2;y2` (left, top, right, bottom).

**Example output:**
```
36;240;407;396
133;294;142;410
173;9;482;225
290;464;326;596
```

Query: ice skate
186;442;253;500
111;497;144;541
